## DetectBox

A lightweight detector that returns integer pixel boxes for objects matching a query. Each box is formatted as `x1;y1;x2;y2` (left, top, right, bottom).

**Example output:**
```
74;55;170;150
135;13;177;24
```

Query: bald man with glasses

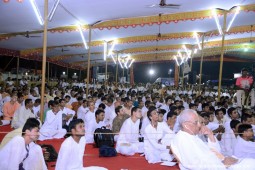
171;109;255;170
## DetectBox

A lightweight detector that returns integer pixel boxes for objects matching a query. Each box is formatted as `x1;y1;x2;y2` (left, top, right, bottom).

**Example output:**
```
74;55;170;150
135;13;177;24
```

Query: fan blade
146;4;158;8
160;5;180;9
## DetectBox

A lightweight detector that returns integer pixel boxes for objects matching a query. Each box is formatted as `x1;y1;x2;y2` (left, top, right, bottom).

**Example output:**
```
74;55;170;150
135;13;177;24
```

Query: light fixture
212;9;223;35
194;32;202;50
29;0;44;25
108;40;117;56
48;0;60;21
174;55;180;66
74;73;77;76
111;54;117;64
104;42;107;61
178;51;184;65
63;72;65;75
118;58;123;68
226;6;240;32
149;69;155;75
128;59;135;68
182;45;191;61
77;24;88;50
194;48;198;54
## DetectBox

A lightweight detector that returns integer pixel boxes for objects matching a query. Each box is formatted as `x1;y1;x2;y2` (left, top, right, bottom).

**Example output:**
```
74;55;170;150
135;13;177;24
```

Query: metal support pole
16;56;19;87
86;26;92;98
217;12;227;101
105;43;108;86
47;61;50;82
116;53;118;84
198;34;205;94
39;0;48;122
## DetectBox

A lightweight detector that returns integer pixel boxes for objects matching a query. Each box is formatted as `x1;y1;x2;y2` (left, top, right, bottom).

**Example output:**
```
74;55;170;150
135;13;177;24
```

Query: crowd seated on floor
0;79;255;169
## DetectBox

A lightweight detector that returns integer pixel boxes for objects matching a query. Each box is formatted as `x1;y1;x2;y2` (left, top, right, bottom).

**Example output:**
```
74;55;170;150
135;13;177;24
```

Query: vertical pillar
130;64;134;85
86;26;92;98
174;62;179;87
198;34;205;94
39;0;48;122
217;12;227;101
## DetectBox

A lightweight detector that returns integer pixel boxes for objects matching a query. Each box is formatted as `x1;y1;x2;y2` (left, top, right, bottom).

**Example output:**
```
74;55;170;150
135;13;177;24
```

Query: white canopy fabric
0;0;254;69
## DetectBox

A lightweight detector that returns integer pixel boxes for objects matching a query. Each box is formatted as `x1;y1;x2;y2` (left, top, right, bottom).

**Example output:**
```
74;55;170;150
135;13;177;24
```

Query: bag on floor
94;126;114;148
40;144;58;162
99;145;117;157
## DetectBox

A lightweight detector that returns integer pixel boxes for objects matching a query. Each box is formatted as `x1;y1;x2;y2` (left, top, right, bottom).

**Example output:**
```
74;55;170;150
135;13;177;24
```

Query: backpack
99;145;117;157
40;144;58;162
94;126;114;148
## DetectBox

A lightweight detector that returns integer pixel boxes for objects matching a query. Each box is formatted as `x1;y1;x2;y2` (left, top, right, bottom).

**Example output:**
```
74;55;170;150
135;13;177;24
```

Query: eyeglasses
185;120;204;125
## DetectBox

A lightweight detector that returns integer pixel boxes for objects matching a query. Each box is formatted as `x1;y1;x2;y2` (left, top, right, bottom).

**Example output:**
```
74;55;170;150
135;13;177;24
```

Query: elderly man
171;109;255;170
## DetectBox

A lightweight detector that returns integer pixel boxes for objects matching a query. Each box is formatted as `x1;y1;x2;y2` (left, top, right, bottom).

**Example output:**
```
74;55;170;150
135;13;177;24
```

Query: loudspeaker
188;71;196;84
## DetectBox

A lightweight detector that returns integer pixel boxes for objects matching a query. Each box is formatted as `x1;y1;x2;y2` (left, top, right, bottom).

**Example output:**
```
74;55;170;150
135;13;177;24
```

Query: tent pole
105;43;108;86
39;0;48;122
198;34;205;95
86;26;92;98
16;56;19;87
218;12;227;101
47;61;49;82
116;53;118;84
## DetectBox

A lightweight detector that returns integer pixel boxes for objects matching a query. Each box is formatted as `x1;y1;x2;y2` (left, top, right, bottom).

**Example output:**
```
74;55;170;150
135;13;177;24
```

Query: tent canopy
0;0;254;70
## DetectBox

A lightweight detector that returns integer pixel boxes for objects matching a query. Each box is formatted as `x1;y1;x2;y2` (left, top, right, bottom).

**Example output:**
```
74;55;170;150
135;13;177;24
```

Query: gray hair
178;109;198;127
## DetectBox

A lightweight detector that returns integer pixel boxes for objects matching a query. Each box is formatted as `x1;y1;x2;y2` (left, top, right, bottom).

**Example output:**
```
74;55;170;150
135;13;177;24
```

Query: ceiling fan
23;31;41;38
148;0;181;9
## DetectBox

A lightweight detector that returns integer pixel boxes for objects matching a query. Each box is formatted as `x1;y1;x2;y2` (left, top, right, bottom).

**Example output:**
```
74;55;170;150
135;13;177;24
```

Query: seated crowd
0;81;255;169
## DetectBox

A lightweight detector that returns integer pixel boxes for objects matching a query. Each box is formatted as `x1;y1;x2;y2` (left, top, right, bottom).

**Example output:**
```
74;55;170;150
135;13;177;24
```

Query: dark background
1;55;254;83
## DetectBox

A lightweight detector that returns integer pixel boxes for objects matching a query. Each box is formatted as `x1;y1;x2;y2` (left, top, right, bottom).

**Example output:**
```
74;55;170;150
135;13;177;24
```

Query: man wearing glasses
171;109;255;170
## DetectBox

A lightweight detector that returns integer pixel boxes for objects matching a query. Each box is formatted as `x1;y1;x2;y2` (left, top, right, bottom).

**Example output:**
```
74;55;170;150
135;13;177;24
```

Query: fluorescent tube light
104;42;107;61
194;32;202;50
111;54;116;64
212;9;223;35
29;0;44;25
128;59;135;68
48;0;60;21
77;24;88;50
118;58;123;68
226;6;240;32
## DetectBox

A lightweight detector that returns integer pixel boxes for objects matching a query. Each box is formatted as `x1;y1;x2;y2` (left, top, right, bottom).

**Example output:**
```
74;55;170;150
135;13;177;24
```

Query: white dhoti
116;142;144;156
39;128;67;141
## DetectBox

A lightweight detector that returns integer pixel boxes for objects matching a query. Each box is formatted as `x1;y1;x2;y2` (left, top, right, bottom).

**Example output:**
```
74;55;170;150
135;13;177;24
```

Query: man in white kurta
171;109;255;170
39;103;66;140
233;124;255;159
11;99;35;129
56;119;107;170
0;118;47;170
144;121;174;163
116;107;144;156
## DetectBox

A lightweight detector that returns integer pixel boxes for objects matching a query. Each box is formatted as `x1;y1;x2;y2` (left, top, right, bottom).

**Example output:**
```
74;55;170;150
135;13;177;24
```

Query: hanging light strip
194;32;202;50
111;54;116;64
77;24;88;50
118;58;123;68
104;42;107;61
226;6;240;32
29;0;44;25
48;0;60;21
128;59;135;68
212;9;223;35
